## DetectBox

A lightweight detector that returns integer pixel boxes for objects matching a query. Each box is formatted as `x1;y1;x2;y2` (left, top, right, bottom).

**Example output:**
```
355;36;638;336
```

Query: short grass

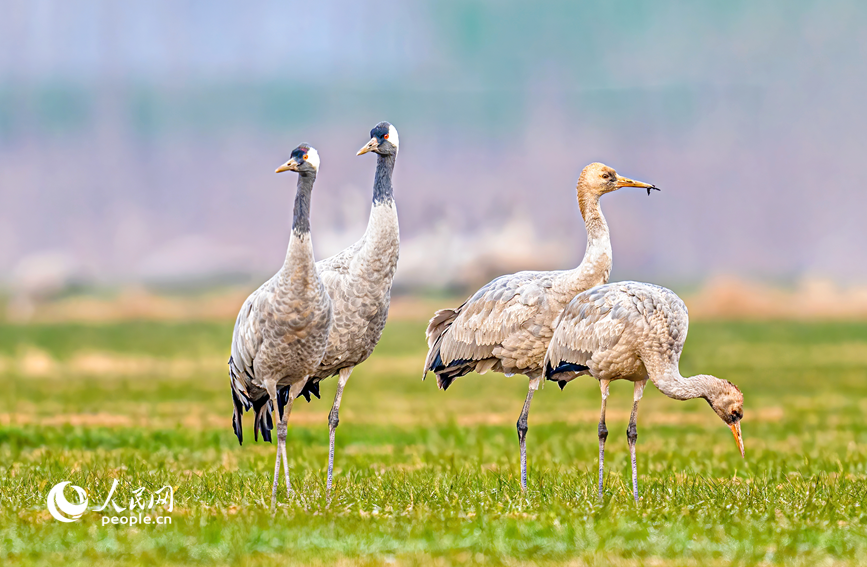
1;318;867;566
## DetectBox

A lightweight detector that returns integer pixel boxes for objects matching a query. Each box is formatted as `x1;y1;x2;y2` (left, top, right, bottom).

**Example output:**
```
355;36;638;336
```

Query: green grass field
1;318;867;566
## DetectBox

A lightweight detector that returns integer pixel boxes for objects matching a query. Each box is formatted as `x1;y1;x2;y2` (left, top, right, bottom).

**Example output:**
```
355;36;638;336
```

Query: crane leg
327;366;354;493
278;395;295;502
269;380;305;512
597;379;611;500
266;384;281;512
517;375;542;492
627;379;648;502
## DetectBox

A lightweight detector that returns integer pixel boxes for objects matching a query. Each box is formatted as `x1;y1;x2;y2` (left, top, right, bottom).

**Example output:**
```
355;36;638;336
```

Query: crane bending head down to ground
544;281;745;501
289;121;401;492
228;144;333;510
423;162;659;491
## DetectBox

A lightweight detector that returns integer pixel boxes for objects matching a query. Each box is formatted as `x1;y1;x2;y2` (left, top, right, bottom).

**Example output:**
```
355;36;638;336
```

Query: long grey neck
372;153;395;206
651;369;719;402
292;172;315;234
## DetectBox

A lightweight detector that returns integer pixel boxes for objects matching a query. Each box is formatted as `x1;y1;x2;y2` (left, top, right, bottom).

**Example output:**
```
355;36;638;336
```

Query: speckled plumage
422;162;658;491
424;162;656;389
311;202;399;381
544;281;687;386
302;123;400;391
228;153;333;446
295;122;401;491
544;281;745;501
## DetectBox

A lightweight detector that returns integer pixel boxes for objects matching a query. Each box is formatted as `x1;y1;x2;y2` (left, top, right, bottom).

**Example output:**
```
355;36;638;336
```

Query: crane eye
383;134;389;139
303;154;308;160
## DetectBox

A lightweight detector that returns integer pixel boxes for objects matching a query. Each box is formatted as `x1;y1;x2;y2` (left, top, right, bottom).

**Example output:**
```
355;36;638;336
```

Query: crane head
706;378;745;458
578;162;660;197
276;144;320;174
357;122;399;156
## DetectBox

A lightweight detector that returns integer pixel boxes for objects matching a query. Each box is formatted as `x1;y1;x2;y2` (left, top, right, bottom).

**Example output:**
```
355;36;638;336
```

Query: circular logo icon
47;481;89;522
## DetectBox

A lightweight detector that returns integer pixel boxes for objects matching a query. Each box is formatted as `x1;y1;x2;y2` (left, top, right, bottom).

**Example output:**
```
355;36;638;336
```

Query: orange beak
729;422;745;458
615;175;660;195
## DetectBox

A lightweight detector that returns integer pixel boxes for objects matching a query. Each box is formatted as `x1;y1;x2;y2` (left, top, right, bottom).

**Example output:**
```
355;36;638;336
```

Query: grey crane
423;162;659;490
290;121;401;491
228;144;333;510
544;281;745;501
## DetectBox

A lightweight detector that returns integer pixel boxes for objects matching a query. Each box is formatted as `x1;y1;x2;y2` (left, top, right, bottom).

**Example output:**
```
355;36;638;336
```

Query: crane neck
650;369;724;402
281;171;318;281
372;153;396;206
292;171;316;235
577;190;609;244
557;189;611;293
359;153;400;276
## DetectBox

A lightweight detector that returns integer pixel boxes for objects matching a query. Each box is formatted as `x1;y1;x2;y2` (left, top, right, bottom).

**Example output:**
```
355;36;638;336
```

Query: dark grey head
275;144;320;175
357;122;399;156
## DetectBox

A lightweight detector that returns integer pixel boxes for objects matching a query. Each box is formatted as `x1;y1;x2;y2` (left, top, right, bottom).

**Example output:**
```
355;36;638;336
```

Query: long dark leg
597;379;611;499
517;376;542;492
327;367;353;493
627;379;648;502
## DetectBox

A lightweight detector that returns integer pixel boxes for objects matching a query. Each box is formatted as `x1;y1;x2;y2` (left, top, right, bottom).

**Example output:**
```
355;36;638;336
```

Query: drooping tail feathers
425;307;459;348
423;305;494;390
229;356;275;445
422;307;458;380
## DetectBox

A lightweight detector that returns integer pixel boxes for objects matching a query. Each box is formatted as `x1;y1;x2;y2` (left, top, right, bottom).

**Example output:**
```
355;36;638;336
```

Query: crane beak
357;138;379;156
729;422;745;458
275;158;299;173
615;175;660;196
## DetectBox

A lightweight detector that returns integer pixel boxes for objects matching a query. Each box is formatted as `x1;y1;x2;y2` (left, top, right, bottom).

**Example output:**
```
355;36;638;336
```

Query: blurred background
4;4;867;562
2;0;867;321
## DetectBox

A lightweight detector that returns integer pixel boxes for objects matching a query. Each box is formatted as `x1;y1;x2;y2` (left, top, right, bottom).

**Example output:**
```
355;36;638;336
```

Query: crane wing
316;242;359;288
544;284;630;380
228;278;275;445
311;239;386;381
424;270;554;388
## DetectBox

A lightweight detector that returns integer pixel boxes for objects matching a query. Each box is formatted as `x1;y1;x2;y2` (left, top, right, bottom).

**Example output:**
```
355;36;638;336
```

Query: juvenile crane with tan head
423;162;659;490
544;281;745;501
228;144;333;510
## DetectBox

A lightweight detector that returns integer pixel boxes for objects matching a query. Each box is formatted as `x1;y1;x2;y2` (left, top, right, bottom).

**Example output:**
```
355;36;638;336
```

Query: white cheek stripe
305;147;320;170
387;124;399;150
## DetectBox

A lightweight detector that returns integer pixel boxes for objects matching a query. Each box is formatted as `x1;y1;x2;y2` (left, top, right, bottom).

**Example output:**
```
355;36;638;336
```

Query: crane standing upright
296;122;402;491
228;145;333;510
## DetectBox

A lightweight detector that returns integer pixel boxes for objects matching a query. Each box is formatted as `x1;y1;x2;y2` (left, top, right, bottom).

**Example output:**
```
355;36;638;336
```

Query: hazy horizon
3;1;866;297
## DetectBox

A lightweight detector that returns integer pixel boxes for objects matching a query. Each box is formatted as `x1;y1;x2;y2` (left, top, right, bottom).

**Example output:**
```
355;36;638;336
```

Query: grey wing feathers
544;281;689;382
425;307;460;349
228;280;273;444
316;242;360;285
424;271;551;388
314;242;384;370
544;285;628;380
